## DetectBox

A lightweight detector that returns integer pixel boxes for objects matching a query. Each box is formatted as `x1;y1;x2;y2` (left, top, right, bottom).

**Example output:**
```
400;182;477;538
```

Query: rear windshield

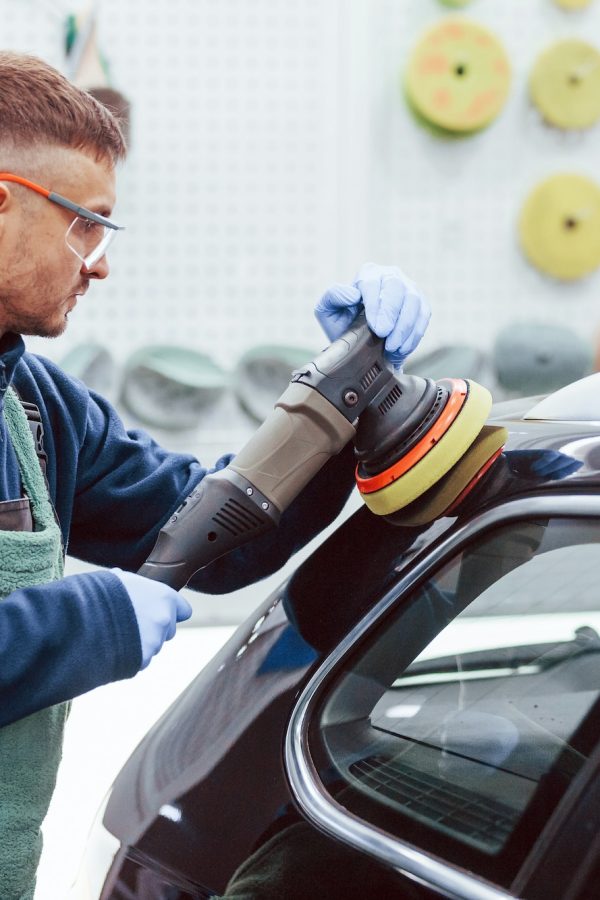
308;517;600;885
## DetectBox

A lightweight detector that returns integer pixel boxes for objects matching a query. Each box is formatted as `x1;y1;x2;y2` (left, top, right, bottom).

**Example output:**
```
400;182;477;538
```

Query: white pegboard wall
349;0;600;357
6;0;345;367
2;0;600;371
98;0;343;365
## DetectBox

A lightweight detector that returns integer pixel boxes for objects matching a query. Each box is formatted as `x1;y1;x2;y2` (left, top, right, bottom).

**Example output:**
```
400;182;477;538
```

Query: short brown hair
0;51;127;165
87;86;132;146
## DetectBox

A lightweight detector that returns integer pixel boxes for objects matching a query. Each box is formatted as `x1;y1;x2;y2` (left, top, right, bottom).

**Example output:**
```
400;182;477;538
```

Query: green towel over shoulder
0;387;67;900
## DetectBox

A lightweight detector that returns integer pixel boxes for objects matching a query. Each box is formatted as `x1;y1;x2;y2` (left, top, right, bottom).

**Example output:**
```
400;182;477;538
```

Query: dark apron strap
19;400;49;483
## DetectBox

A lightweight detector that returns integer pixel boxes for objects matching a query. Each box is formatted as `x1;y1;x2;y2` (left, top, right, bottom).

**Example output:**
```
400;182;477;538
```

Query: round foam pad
404;19;511;133
121;345;228;430
554;0;593;9
530;40;600;130
233;343;315;423
358;379;492;516
60;343;115;396
389;425;508;525
493;320;594;394
518;173;600;280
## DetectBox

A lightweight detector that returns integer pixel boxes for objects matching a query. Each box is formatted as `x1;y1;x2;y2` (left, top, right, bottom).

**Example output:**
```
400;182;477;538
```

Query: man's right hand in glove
112;569;192;669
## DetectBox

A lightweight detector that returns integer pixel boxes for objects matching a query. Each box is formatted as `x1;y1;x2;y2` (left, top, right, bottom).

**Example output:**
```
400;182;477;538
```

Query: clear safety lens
65;216;117;269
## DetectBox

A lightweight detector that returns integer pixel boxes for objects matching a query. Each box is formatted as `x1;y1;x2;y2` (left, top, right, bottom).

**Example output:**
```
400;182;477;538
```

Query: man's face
0;146;117;338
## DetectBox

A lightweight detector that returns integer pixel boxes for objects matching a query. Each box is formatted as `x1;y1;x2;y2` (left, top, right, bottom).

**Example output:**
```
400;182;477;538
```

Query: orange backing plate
356;378;468;494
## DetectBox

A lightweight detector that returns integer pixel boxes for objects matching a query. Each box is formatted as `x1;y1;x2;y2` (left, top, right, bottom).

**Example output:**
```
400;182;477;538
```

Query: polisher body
139;316;492;588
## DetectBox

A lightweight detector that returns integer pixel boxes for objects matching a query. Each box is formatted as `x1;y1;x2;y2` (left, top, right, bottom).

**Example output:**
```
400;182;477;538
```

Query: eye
72;217;103;237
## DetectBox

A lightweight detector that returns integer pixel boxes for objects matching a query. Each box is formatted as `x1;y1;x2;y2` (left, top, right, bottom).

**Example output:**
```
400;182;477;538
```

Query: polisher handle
138;467;279;588
228;381;356;511
138;385;355;588
139;313;392;588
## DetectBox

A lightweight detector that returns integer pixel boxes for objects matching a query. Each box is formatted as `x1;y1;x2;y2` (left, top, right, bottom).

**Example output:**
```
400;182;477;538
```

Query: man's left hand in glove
315;261;431;369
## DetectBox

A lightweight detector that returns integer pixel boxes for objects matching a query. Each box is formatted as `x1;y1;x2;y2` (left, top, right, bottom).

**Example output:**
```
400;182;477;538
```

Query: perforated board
2;0;600;371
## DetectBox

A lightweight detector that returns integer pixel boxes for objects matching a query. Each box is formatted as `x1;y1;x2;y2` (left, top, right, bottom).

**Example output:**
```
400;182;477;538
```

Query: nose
82;253;110;280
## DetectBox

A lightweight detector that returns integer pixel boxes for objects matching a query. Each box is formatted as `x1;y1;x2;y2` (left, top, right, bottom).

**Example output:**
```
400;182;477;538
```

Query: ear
0;182;15;240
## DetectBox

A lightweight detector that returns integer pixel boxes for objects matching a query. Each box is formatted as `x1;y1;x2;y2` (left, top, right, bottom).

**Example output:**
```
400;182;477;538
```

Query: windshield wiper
393;626;600;686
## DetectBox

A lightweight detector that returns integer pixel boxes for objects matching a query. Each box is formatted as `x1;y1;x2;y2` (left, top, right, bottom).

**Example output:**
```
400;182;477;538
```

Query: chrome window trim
285;494;600;900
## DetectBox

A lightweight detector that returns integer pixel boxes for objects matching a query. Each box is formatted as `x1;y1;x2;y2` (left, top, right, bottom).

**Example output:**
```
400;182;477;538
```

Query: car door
286;495;600;899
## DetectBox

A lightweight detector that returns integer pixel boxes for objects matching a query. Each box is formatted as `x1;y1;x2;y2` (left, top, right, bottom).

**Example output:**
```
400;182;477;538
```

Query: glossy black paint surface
102;400;600;898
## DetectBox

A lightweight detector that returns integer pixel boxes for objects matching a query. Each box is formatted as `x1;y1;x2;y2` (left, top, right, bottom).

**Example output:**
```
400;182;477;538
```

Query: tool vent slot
213;499;264;536
378;384;402;416
360;362;382;391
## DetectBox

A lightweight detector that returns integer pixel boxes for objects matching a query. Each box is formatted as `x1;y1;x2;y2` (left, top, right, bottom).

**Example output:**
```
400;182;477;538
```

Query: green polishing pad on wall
121;345;228;430
60;343;116;396
234;344;315;423
493;321;594;395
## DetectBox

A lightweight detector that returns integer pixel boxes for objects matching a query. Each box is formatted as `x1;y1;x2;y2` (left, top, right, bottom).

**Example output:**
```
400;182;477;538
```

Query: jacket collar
0;333;26;393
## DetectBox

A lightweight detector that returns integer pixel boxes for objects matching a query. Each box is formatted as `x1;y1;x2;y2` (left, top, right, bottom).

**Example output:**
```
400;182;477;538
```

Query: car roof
284;373;600;657
487;372;600;492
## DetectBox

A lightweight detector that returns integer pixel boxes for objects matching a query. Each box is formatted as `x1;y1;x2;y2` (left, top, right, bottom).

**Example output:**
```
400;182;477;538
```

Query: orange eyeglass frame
0;172;123;232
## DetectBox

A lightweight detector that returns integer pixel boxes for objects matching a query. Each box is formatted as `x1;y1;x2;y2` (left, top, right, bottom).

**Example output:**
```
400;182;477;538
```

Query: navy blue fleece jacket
0;332;356;726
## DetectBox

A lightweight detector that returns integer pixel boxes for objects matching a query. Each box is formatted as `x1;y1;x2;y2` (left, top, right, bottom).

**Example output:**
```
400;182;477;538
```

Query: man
0;50;430;899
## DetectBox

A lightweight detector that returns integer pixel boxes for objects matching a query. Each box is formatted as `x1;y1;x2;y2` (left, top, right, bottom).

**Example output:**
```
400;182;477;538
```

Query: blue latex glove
506;449;583;481
315;262;431;367
112;568;193;669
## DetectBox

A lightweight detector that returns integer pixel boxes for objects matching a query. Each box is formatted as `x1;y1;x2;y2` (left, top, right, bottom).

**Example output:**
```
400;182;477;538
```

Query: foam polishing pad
439;0;474;6
386;425;508;526
530;39;600;130
234;343;315;423
494;320;594;394
404;19;511;133
357;379;492;516
518;173;600;280
121;345;228;429
555;0;594;9
60;343;115;395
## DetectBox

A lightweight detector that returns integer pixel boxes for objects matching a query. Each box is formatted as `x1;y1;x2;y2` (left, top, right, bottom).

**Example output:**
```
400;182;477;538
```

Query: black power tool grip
139;313;395;588
138;467;280;589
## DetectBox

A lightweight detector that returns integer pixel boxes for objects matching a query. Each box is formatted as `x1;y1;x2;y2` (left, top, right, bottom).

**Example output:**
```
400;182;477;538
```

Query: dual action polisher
139;314;496;590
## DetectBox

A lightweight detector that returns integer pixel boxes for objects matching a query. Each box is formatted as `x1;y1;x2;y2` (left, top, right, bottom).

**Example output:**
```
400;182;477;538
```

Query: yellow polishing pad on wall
405;19;511;133
554;0;594;9
530;39;600;130
519;174;600;281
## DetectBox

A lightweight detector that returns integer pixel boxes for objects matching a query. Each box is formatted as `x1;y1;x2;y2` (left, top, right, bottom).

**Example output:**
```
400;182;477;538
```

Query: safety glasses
0;172;125;270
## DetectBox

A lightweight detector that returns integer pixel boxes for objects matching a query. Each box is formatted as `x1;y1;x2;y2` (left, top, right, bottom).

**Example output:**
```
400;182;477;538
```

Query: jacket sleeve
0;570;141;727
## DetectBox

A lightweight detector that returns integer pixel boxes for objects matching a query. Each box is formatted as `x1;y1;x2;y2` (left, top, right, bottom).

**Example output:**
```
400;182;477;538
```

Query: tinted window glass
310;518;600;885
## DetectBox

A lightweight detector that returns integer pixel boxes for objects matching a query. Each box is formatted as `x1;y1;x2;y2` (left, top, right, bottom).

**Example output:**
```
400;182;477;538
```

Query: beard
0;290;71;338
19;315;68;339
0;221;87;338
0;271;86;339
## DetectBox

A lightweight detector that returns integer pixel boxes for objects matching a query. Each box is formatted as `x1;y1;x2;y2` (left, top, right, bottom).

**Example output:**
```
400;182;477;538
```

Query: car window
308;517;600;887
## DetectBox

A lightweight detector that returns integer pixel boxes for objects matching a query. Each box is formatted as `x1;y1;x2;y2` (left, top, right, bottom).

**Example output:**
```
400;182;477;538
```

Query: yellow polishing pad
392;426;508;526
405;19;511;133
530;39;600;130
360;380;492;517
519;173;600;280
555;0;594;9
439;0;474;6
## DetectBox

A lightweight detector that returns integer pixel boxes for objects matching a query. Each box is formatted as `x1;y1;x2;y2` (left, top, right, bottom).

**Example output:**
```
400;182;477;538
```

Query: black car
78;374;600;900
